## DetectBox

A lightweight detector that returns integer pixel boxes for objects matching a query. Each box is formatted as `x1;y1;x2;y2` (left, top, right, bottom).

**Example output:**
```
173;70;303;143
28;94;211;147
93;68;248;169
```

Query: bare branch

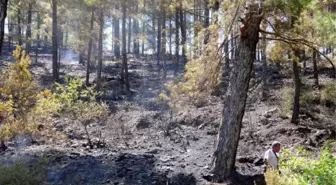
262;36;335;77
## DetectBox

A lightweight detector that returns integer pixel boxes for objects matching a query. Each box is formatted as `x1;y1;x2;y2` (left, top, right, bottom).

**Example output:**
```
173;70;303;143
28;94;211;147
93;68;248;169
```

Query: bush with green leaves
321;83;336;106
55;78;108;147
0;46;61;144
0;156;49;185
266;143;336;185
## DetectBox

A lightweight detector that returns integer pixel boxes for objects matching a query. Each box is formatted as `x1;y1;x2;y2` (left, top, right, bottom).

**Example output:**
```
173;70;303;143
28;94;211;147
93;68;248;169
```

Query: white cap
272;141;280;147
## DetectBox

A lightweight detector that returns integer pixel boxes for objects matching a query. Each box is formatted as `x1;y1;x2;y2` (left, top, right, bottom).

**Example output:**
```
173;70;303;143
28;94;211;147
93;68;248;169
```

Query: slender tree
133;2;139;57
96;8;104;91
203;0;210;44
179;0;186;63
0;0;8;55
52;0;59;81
313;50;319;87
169;18;172;56
113;5;120;59
211;2;263;181
25;2;33;54
174;6;179;74
161;0;167;73
86;8;95;86
141;0;146;56
122;0;130;92
17;9;22;46
127;16;131;54
157;9;162;66
35;12;41;62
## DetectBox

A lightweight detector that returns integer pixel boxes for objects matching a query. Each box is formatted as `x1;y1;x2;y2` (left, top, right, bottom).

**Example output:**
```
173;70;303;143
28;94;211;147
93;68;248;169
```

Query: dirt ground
0;54;335;185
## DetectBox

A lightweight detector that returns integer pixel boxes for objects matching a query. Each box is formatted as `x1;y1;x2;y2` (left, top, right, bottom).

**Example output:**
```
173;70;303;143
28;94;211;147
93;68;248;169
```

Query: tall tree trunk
113;5;120;59
141;0;146;56
17;9;22;46
0;0;8;55
211;4;262;181
203;0;210;44
157;11;162;66
193;0;199;55
179;3;186;63
179;0;187;63
86;9;94;86
127;17;131;54
52;0;59;81
26;3;32;54
291;52;301;124
122;1;130;91
220;39;230;93
111;17;114;54
313;50;319;87
290;16;302;124
169;18;172;57
133;3;139;57
96;9;104;91
35;13;41;62
152;0;156;53
161;5;167;74
174;7;179;74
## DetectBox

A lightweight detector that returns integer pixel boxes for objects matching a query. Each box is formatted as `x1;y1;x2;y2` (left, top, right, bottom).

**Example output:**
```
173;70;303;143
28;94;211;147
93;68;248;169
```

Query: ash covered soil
0;55;335;185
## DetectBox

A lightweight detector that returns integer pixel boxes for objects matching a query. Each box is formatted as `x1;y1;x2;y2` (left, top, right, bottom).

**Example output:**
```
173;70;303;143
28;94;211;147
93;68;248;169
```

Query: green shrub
265;169;298;185
55;78;108;147
0;156;49;185
266;143;336;185
0;46;61;142
321;83;336;105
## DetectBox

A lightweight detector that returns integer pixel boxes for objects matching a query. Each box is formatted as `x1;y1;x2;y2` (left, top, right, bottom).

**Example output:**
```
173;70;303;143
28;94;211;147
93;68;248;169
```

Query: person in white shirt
264;141;281;171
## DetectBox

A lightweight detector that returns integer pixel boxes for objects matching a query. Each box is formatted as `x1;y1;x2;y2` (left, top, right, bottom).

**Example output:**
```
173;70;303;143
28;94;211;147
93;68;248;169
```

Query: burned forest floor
0;53;335;185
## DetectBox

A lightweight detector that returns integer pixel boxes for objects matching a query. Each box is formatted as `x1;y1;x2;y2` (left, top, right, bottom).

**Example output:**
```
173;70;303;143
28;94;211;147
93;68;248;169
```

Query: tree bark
161;4;167;74
127;17;131;54
26;3;33;54
157;10;162;66
211;4;262;181
174;7;179;74
96;9;104;91
169;18;172;57
313;50;319;87
122;1;130;92
179;1;186;63
133;3;139;57
141;0;146;56
86;9;94;86
52;0;59;81
113;5;120;59
35;12;41;62
193;0;199;55
17;9;22;46
291;53;301;124
290;16;302;124
0;0;8;56
203;0;210;44
152;0;156;53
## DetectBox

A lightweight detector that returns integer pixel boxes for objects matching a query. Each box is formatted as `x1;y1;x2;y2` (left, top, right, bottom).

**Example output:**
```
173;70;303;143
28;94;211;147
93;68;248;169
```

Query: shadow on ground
47;152;197;185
